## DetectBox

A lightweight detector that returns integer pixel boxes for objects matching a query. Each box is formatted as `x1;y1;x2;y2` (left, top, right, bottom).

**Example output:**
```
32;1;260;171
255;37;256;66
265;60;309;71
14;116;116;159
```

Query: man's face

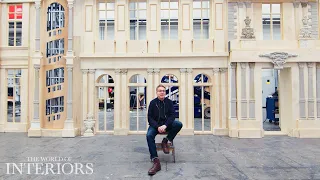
156;87;166;100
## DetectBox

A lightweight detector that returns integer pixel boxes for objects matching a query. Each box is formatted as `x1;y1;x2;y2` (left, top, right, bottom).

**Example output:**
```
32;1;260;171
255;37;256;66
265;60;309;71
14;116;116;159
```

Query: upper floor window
193;0;209;39
129;1;147;40
47;3;65;32
161;0;179;39
8;4;22;46
99;1;115;40
262;3;281;40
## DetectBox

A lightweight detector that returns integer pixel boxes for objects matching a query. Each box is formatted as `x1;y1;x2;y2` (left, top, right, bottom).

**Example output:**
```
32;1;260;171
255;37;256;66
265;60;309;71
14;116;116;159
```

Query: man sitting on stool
146;84;183;175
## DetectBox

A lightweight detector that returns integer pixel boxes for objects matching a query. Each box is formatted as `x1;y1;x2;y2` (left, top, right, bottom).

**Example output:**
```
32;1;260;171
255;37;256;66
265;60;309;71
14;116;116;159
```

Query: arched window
129;74;147;132
161;74;179;121
194;73;211;132
47;3;65;31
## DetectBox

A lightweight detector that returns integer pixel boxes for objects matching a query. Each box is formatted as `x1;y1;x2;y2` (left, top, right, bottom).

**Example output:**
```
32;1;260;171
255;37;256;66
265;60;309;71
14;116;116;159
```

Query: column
88;69;95;115
220;68;228;132
114;69;121;134
307;62;315;119
229;63;238;137
179;69;187;133
147;69;154;107
153;68;160;98
240;63;247;120
186;68;194;134
317;63;320;119
67;0;74;53
249;63;256;119
28;65;41;137
35;1;41;52
213;68;220;129
121;69;128;133
82;69;88;134
62;65;76;137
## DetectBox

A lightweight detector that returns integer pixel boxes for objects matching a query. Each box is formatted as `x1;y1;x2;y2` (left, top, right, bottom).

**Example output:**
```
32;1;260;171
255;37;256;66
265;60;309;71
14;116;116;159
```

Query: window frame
7;69;22;123
193;0;210;39
161;0;179;40
262;3;282;40
129;0;147;40
98;0;115;40
7;4;23;47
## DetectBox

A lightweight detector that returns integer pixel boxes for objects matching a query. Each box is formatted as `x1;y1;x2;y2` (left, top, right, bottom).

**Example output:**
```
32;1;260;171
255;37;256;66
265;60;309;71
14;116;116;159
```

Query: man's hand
157;125;167;133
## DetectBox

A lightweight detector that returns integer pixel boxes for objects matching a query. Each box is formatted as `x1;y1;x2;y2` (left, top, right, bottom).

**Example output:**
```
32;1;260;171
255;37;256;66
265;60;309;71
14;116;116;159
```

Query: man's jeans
146;120;183;160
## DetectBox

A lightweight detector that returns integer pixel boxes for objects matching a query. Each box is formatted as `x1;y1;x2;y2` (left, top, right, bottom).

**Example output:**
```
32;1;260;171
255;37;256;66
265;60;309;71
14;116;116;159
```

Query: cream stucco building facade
0;0;319;138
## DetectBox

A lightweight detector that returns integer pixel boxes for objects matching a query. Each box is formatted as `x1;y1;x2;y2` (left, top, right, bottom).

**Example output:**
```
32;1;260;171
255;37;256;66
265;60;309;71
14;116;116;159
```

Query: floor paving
1;133;320;180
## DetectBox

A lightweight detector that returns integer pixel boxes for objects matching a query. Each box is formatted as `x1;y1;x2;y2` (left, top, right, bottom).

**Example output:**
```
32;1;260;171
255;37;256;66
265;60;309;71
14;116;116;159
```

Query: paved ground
1;133;320;180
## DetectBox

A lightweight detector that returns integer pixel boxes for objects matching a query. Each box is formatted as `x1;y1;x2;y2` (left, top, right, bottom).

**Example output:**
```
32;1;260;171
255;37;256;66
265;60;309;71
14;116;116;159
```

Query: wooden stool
155;133;176;163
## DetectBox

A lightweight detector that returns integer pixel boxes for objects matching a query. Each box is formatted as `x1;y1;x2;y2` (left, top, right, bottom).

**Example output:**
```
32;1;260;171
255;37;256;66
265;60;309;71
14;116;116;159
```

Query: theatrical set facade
0;0;319;138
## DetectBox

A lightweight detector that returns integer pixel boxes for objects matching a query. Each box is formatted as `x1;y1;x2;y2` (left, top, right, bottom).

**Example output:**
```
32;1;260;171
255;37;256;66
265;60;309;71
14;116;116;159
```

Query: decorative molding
115;69;121;75
259;52;298;69
35;1;41;9
213;68;220;74
88;69;95;74
240;62;247;69
186;68;193;73
67;0;74;9
153;68;160;74
237;2;245;8
244;2;252;8
230;63;236;69
121;69;128;74
299;16;312;39
219;68;227;73
301;2;308;8
293;2;300;8
147;69;153;75
67;66;73;72
298;62;305;68
241;16;255;39
82;69;89;74
34;64;40;70
180;68;187;73
307;62;314;68
248;62;255;68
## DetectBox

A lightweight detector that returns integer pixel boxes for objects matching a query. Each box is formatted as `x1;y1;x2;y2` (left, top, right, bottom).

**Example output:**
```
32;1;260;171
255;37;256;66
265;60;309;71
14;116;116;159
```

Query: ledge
79;52;229;58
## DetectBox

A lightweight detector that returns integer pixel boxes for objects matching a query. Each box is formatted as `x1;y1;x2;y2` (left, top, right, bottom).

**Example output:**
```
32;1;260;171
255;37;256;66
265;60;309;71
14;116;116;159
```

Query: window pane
161;21;169;39
202;1;209;8
9;5;15;13
107;22;114;40
170;21;178;39
170;2;178;9
16;22;22;46
8;13;14;19
139;21;147;40
170;10;178;19
263;24;271;40
99;11;106;19
99;3;106;10
129;2;136;10
161;10;169;19
99;21;105;40
202;9;209;19
193;20;201;39
15;86;21;122
273;15;281;40
107;11;114;19
130;10;136;19
193;1;201;8
107;3;115;10
193;9;201;19
139;10;146;19
130;20;137;40
16;13;22;19
272;4;280;14
16;5;22;13
139;2;147;9
203;20;209;39
8;22;14;46
262;4;270;14
161;2;169;9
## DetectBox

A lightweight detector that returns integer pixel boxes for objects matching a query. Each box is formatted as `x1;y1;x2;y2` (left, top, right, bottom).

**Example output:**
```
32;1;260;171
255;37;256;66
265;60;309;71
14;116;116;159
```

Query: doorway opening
262;68;280;131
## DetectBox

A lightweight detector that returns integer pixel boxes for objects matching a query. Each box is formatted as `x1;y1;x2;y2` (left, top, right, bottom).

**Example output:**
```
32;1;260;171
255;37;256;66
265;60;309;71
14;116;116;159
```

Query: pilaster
28;65;41;137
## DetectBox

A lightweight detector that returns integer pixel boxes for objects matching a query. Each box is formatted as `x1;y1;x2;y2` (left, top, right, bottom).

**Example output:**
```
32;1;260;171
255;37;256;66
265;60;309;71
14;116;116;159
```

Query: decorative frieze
299;16;312;39
259;52;298;69
241;16;255;39
179;68;187;73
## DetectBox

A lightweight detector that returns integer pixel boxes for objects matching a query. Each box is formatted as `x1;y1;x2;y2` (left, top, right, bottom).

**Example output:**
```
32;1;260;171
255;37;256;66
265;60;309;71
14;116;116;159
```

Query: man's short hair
156;84;165;91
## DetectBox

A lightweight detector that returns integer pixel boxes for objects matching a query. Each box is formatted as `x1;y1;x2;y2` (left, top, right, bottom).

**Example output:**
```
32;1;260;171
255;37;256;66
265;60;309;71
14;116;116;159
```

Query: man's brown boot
161;138;170;154
148;158;161;175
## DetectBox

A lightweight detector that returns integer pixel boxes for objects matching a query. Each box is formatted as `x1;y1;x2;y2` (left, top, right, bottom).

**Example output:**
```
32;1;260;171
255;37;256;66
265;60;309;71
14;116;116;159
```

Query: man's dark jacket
148;97;175;129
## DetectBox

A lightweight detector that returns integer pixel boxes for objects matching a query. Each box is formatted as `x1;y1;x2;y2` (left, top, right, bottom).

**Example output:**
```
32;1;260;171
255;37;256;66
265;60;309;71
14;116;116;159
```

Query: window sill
0;46;29;50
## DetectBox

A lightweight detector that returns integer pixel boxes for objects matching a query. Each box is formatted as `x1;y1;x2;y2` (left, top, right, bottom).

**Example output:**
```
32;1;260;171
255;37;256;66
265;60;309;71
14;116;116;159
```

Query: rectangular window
129;1;147;40
7;69;21;123
46;67;64;87
193;0;210;39
46;96;64;117
99;1;115;40
8;4;23;46
161;0;179;39
262;3;281;40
